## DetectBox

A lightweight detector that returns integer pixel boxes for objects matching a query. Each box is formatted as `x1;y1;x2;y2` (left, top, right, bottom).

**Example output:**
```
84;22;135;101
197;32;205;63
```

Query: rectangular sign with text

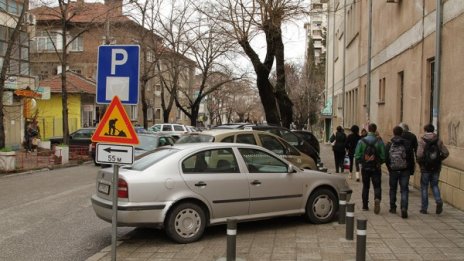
96;143;134;165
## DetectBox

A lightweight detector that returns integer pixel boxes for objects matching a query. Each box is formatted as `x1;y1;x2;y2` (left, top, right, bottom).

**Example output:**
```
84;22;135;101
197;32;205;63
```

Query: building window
130;105;138;120
0;1;22;14
69;36;83;52
0;25;30;76
31;31;62;52
147;108;153;120
363;84;367;107
155;108;161;120
378;77;385;104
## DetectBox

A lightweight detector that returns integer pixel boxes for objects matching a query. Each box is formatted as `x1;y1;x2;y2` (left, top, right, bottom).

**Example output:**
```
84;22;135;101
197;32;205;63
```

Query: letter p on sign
111;49;128;74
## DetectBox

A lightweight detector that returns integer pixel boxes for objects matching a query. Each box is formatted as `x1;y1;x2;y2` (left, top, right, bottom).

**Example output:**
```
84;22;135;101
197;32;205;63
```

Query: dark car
49;127;96;148
213;124;326;172
90;133;176;165
292;130;320;154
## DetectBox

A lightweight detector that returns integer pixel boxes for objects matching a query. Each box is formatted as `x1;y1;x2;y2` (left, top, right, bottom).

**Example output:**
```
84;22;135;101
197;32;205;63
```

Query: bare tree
32;0;109;144
206;0;307;128
0;0;28;148
175;13;243;126
127;0;164;128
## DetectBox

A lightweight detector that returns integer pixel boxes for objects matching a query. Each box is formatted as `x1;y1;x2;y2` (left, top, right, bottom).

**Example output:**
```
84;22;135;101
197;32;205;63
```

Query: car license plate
98;183;110;195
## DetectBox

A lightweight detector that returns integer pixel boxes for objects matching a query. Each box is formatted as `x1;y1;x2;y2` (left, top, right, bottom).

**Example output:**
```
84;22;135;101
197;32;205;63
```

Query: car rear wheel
165;202;206;243
305;188;338;224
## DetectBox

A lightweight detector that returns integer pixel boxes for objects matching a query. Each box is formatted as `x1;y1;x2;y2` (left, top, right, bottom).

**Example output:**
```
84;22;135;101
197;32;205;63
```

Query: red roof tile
31;2;131;24
39;72;96;94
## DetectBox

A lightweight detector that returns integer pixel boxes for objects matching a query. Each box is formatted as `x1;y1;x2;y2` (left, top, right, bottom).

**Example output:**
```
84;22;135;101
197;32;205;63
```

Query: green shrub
0;147;13;152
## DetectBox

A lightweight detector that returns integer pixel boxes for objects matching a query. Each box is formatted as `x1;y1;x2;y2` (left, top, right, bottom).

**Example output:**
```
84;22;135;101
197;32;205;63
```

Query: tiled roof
31;2;131;24
39;72;96;94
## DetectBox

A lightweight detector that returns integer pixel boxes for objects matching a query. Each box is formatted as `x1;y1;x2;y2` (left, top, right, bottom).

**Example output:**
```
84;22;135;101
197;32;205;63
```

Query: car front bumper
91;195;173;227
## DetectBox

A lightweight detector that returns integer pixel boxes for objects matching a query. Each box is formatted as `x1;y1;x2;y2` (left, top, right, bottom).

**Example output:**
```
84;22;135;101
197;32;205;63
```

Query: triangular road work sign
91;96;139;144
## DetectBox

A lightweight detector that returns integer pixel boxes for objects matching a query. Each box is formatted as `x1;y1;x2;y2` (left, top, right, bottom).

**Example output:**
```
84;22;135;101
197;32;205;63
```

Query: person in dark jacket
416;124;449;215
355;123;386;214
329;126;347;173
399;122;418;175
385;126;414;219
345;125;361;181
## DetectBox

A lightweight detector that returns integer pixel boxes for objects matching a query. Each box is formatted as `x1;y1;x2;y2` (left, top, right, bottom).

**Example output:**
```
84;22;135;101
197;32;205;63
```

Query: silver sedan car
91;143;352;243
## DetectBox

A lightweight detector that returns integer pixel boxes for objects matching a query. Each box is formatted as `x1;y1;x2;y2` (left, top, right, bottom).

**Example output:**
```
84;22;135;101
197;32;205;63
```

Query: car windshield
128;147;179;171
176;134;214;144
135;135;160;151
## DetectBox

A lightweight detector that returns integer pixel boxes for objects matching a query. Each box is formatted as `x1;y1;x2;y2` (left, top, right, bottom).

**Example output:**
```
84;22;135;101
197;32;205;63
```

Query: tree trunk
273;25;293;128
140;80;148;128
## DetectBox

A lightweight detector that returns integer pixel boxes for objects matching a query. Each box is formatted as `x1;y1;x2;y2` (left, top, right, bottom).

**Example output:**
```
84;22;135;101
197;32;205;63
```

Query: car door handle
194;181;207;187
251;180;261;186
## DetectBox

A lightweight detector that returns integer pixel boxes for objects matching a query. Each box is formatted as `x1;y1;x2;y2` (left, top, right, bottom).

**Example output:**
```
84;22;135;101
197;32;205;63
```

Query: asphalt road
0;164;132;261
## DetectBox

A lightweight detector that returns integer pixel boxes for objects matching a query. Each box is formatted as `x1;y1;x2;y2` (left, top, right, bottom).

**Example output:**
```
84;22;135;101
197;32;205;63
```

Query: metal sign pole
111;164;119;261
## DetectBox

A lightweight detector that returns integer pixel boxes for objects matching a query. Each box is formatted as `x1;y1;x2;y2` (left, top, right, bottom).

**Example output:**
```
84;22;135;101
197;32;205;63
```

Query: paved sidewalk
87;144;464;261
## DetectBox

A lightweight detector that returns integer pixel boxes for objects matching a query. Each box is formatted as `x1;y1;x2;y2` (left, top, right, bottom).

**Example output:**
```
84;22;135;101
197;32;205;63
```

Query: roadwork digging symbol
91;96;139;145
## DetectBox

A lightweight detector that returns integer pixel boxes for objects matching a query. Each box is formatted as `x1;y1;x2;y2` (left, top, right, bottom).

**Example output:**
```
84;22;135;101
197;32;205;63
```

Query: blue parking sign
96;45;140;104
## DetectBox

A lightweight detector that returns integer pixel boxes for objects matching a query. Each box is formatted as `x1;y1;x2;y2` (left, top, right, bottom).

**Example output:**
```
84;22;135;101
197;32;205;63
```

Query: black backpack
361;138;379;171
389;141;408;171
423;138;441;171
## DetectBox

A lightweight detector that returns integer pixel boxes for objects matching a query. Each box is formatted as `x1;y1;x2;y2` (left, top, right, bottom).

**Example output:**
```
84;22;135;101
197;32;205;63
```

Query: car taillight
118;178;128;198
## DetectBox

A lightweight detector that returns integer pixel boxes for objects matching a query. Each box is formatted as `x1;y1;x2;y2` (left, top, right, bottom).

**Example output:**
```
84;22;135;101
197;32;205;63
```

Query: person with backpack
399;122;418;175
329;126;347;173
355;123;386;214
345;125;361;181
416;124;449;215
386;126;414;218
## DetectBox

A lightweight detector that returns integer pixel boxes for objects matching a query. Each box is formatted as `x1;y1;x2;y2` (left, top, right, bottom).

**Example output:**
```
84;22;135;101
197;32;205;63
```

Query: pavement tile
86;144;464;261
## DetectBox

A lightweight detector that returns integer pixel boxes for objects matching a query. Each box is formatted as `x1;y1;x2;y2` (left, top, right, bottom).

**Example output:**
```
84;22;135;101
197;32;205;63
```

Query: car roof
171;141;271;152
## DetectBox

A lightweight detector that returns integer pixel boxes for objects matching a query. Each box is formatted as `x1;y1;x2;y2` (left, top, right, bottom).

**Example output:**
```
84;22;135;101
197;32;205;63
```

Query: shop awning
14;89;42;98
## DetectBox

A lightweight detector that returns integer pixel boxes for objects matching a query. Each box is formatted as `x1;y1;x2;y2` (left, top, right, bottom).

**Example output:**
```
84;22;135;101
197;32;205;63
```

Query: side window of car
259;135;285;155
238;148;288;173
236;134;256;145
281;130;300;146
220;135;234;143
174;125;184;131
162;125;173;131
158;137;168;147
182;149;239;174
279;139;300;156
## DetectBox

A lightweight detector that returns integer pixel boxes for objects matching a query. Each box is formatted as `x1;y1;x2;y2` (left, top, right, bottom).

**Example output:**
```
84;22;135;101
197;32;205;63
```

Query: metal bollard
356;219;367;261
338;192;347;224
227;219;237;261
345;203;355;240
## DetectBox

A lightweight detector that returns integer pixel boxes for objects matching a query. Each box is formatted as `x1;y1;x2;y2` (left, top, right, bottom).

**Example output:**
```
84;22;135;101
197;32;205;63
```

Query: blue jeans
420;171;443;211
389;170;410;210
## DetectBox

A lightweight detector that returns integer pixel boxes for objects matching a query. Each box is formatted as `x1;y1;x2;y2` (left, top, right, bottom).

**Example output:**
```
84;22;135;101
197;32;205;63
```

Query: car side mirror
288;165;297;174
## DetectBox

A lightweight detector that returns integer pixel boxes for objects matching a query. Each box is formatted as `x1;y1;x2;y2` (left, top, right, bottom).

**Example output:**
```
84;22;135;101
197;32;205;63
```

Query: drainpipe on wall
342;0;347;128
331;0;336;134
366;0;373;123
434;0;442;136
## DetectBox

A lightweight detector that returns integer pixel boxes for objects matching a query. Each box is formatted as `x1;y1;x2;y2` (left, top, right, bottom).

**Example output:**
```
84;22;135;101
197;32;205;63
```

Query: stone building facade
325;0;464;210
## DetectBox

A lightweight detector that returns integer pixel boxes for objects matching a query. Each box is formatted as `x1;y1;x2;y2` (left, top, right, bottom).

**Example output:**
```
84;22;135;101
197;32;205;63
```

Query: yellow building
36;72;97;139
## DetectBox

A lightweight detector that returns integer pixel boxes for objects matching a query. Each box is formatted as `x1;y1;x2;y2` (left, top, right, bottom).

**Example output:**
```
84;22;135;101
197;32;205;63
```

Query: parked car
49;127;96;148
90;133;176;165
91;143;352;243
212;124;325;171
149;123;189;133
176;130;317;170
292;130;320;154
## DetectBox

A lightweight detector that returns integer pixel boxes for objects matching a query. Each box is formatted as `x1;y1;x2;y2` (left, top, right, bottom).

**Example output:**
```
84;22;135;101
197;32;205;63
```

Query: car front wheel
305;188;338;224
165;202;206;243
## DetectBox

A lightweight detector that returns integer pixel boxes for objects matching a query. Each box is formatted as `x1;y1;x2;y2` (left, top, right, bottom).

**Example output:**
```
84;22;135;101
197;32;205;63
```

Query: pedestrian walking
345;125;361;181
329;126;347;173
355;123;386;214
416;124;449;215
399;122;418;175
385;126;414;218
25;121;39;152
